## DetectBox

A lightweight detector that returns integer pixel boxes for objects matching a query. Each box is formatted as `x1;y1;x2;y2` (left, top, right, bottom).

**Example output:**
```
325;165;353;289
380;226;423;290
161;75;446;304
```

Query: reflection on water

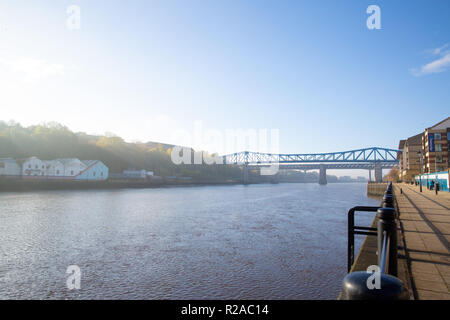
0;183;378;299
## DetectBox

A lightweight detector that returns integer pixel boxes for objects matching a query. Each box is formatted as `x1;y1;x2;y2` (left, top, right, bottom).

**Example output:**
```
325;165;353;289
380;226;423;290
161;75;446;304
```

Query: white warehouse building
57;158;86;177
43;160;65;177
0;158;22;176
0;156;109;181
22;156;46;176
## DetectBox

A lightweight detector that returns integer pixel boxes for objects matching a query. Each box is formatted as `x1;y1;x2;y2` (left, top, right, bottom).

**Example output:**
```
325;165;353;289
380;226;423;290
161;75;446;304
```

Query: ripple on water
0;183;378;299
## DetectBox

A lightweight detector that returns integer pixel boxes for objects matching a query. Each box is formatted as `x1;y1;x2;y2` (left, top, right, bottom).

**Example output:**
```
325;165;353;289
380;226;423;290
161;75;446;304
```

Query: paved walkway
394;183;450;300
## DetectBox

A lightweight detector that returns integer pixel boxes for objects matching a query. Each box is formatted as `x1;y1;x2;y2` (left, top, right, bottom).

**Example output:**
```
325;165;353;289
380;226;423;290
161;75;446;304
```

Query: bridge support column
271;172;280;184
243;164;249;184
374;163;382;182
319;164;327;185
369;169;372;182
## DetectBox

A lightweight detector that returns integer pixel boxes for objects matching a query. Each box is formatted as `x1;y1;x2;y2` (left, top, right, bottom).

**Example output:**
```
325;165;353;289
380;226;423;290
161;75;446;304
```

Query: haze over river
0;183;379;299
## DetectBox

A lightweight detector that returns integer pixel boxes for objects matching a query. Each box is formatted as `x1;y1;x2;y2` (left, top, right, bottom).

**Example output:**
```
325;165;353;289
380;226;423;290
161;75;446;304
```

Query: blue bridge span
223;147;400;184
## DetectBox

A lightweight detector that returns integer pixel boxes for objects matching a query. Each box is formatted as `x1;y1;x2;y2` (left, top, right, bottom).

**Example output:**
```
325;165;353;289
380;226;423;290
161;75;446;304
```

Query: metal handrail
342;182;406;300
347;206;379;272
347;182;396;272
379;231;390;274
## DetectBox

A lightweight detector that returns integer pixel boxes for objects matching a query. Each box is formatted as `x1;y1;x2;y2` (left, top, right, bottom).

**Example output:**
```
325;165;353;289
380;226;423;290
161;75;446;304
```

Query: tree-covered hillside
0;121;241;180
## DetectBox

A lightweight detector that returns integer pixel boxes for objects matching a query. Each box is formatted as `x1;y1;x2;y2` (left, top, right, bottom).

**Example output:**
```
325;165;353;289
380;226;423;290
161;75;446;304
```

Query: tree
384;167;399;182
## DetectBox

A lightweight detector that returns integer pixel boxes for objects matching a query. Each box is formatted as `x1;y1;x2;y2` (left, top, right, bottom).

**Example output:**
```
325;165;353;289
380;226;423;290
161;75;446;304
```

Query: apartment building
399;133;422;182
422;117;450;173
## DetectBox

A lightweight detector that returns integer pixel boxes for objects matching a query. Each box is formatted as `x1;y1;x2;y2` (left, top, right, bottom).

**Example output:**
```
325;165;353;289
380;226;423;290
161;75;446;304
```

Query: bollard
341;271;408;300
382;194;394;208
377;207;397;277
400;188;402;194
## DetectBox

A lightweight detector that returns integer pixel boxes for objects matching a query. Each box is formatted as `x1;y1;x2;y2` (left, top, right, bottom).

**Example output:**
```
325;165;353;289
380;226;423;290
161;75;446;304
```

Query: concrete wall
367;182;389;197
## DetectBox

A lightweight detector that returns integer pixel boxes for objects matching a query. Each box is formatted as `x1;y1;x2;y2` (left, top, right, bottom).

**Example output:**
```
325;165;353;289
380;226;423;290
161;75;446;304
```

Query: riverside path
394;183;450;299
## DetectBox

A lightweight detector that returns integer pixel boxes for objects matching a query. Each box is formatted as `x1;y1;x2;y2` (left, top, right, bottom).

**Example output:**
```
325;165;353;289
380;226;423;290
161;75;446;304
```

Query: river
0;183;379;299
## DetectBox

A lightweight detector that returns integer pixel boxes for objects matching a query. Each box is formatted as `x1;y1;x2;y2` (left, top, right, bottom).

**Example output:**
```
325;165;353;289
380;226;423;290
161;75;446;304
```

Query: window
56;170;60;175
435;144;442;152
28;164;31;168
435;133;442;140
71;170;74;175
436;155;443;163
101;172;103;176
93;172;96;176
42;165;44;169
35;165;38;169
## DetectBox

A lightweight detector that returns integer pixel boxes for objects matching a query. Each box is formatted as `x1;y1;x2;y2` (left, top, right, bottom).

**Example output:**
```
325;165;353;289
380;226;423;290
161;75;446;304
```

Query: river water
0;183;379;300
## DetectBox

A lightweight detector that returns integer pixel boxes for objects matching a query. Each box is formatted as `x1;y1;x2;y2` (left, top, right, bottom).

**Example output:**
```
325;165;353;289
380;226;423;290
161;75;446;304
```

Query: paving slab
395;183;450;300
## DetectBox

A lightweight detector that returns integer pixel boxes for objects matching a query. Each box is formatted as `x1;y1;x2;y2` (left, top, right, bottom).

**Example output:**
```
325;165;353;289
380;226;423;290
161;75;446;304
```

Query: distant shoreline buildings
0;156;109;181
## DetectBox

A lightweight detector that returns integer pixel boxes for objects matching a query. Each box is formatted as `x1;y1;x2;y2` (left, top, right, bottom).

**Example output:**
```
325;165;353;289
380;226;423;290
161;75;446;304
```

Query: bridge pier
243;164;249;184
374;163;382;182
271;172;280;184
369;169;372;182
319;164;327;185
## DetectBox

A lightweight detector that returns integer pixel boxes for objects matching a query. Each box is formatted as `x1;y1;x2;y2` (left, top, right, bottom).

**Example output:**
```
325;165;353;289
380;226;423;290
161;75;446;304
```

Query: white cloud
411;44;450;77
0;57;65;81
411;52;450;76
427;43;449;56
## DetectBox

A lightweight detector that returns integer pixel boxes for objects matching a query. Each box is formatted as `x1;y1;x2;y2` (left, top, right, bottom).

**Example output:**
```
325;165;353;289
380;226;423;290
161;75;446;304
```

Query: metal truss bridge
223;147;399;164
223;147;400;184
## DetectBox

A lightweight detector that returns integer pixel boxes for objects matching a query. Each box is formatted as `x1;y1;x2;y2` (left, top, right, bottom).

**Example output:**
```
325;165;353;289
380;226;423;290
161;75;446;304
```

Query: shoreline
0;178;369;192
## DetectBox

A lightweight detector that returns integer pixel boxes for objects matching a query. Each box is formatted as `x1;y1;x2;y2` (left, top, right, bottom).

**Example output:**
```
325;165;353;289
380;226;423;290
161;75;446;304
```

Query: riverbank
0;177;370;192
0;177;243;192
367;182;389;197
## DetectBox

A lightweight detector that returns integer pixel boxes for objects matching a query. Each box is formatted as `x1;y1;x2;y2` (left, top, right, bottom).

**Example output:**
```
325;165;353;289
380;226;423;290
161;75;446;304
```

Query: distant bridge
223;147;400;184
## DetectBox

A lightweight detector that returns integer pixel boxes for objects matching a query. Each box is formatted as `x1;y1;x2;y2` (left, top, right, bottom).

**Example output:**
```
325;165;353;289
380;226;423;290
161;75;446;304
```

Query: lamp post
417;151;423;193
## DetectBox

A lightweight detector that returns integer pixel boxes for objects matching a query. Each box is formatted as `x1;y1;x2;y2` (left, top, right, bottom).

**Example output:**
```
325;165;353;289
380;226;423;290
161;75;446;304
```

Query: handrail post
342;182;406;300
348;208;355;272
382;193;394;208
377;207;397;277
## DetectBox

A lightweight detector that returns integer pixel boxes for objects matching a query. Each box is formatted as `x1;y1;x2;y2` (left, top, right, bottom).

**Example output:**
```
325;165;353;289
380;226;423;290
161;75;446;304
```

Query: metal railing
379;231;390;274
347;206;378;272
341;182;407;299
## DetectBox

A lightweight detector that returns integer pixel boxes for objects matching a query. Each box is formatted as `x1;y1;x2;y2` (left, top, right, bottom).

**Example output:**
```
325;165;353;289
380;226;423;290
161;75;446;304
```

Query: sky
0;0;449;177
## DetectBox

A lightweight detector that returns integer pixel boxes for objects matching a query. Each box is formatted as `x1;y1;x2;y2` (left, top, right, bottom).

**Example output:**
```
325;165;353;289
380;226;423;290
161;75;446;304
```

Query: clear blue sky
0;0;449;158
